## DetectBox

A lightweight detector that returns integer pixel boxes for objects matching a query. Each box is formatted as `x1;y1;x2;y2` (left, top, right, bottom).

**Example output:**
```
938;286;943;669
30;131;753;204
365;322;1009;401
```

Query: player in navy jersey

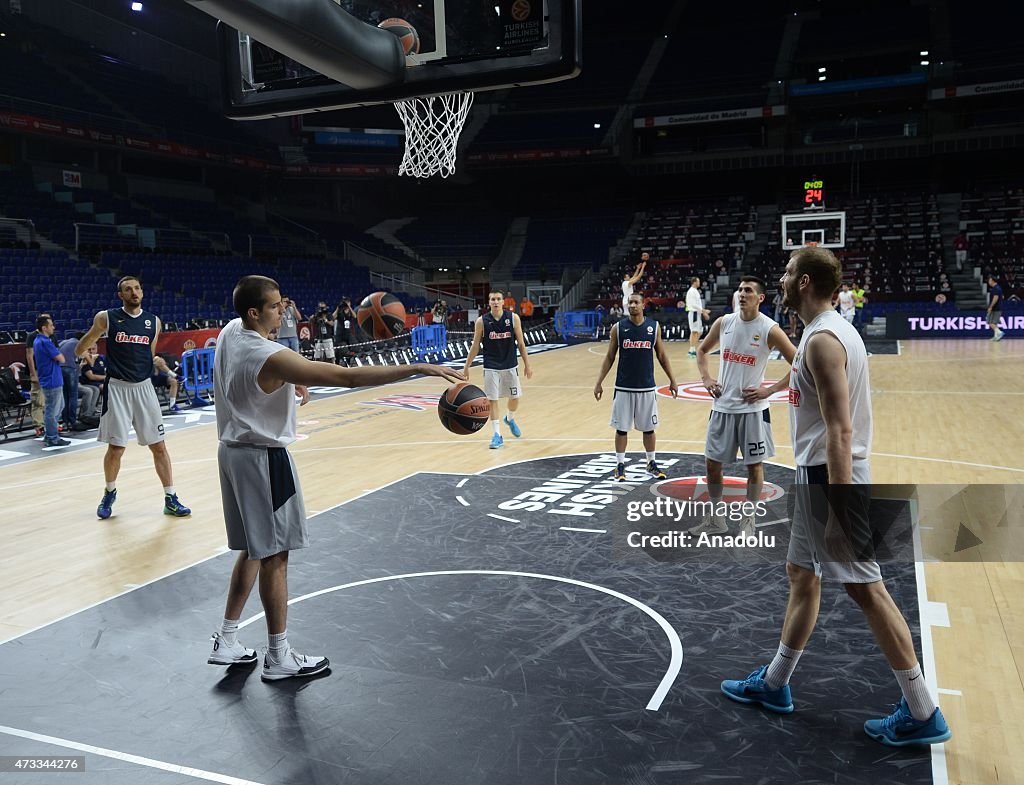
463;291;533;449
77;276;190;520
594;292;678;480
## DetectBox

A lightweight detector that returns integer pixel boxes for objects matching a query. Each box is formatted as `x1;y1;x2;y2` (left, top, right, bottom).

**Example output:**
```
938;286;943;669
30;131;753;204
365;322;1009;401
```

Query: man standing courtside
685;276;711;358
207;275;464;680
719;246;951;747
692;276;795;538
276;295;302;352
594;292;678;482
76;276;190;519
463;290;533;449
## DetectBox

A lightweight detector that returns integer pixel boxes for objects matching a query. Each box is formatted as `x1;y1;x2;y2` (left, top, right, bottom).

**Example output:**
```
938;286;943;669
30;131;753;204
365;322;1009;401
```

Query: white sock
164;486;175;496
646;451;655;462
764;641;803;689
616;452;625;464
268;630;289;662
105;482;116;492
506;413;515;423
491;420;501;435
220;618;239;647
893;663;936;721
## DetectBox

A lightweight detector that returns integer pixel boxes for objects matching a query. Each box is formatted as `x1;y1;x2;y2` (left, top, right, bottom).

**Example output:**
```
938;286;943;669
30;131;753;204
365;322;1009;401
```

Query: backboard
780;211;847;250
197;0;581;120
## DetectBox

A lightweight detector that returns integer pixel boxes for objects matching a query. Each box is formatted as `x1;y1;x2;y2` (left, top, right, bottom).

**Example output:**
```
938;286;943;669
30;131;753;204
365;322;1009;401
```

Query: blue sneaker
163;493;192;517
721;665;794;714
97;488;117;520
489;433;504;449
864;697;951;747
503;415;522;438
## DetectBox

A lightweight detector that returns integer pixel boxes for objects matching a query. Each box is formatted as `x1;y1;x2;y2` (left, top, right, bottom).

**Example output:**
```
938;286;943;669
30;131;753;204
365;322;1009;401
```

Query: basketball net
393;91;474;178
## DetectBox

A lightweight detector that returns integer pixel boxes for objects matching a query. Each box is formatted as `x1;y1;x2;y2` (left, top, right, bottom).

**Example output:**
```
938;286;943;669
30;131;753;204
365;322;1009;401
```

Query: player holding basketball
685;276;710;358
692;276;796;538
594;292;678;481
463;290;533;449
622;253;648;311
720;247;951;747
76;276;190;520
208;275;464;680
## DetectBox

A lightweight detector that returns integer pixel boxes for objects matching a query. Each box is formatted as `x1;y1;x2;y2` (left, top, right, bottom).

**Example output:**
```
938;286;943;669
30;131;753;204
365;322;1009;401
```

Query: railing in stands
0;217;37;246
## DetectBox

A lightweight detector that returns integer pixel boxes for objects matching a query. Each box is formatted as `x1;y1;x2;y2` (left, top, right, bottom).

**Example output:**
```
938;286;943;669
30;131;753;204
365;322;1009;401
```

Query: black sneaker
647;460;666;479
613;462;626;481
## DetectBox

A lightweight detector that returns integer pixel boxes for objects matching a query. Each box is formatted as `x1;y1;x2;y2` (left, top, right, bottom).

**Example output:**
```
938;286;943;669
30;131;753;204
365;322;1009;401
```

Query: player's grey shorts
218;442;308;560
787;460;882;583
484;368;521;400
609;390;658;432
987;310;1001;327
99;377;165;447
704;409;775;465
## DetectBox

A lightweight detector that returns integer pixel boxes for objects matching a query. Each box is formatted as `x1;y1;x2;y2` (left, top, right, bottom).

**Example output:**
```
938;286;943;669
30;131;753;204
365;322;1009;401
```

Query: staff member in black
77;276;191;520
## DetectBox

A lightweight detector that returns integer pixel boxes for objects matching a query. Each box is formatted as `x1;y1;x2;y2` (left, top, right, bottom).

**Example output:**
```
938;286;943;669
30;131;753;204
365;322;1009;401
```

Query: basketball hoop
393;91;474;178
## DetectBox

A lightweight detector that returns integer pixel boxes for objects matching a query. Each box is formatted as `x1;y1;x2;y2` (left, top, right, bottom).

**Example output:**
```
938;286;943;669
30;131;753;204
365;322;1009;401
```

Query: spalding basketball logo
658;381;789;402
651;475;785;503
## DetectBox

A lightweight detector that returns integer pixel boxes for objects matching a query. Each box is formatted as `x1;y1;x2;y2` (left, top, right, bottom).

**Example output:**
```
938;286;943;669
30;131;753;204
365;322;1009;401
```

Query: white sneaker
994;330;1004;341
207;632;257;666
737;516;756;542
688;514;728;535
261;649;330;682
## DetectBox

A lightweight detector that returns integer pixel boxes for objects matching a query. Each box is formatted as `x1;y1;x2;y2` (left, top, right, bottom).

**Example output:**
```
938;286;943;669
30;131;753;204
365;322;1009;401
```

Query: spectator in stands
312;301;336;363
57;331;87;432
33;316;70;448
772;290;784;325
152;355;182;413
519;296;534;323
953;232;968;271
77;346;103;422
503;292;517;313
609;303;623;321
987;275;1005;341
335;299;359;354
24;312;52;437
276;295;303;352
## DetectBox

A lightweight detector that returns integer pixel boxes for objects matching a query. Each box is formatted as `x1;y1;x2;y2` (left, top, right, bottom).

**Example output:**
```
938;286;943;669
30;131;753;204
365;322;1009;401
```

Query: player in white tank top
621;253;648;311
209;275;467;682
694;276;796;536
719;248;949;748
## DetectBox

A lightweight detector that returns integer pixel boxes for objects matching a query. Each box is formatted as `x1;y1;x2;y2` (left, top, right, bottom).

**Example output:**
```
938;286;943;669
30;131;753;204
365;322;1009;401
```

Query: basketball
437;383;490;435
378;17;420;55
357;291;407;340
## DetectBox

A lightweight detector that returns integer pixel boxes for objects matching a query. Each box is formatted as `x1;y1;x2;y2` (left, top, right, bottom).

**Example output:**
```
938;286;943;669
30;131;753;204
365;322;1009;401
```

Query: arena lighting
921;60;929;66
130;1;143;10
817;66;827;73
920;50;929;55
818;75;827;82
593;123;601;129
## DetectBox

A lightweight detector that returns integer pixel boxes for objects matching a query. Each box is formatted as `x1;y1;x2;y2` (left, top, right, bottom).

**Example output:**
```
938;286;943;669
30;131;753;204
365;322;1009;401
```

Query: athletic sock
646;451;656;462
491;420;501;435
163;486;176;496
764;641;803;689
616;452;625;464
893;663;936;721
105;482;116;492
268;630;289;662
220;618;240;647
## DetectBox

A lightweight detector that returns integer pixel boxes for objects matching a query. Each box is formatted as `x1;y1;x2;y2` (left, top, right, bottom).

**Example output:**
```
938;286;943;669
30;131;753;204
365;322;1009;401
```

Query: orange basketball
438;383;490;435
356;291;407;339
378;17;420;55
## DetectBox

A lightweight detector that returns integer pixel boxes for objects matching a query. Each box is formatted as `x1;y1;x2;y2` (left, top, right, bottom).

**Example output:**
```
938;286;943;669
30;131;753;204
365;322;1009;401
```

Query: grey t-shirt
278;306;299;339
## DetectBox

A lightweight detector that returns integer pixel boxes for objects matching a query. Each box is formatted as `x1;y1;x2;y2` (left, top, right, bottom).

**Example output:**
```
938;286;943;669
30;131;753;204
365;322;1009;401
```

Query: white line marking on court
0;724;267;785
910;498;951;785
456;478;468;488
937;688;962;696
559;527;607;534
487;513;520;523
237;569;683;712
456;495;470;507
755;517;788;528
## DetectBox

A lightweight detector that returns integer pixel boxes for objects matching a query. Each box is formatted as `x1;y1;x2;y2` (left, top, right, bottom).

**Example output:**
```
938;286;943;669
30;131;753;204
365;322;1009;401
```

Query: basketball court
2;340;1021;785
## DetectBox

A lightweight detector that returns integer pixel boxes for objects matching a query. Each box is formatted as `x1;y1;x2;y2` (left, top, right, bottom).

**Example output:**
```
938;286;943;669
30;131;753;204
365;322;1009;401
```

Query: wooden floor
2;338;1021;785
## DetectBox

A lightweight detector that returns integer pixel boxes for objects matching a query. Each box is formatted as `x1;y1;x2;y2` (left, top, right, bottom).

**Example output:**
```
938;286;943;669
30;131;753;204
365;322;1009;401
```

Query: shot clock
803;178;825;208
